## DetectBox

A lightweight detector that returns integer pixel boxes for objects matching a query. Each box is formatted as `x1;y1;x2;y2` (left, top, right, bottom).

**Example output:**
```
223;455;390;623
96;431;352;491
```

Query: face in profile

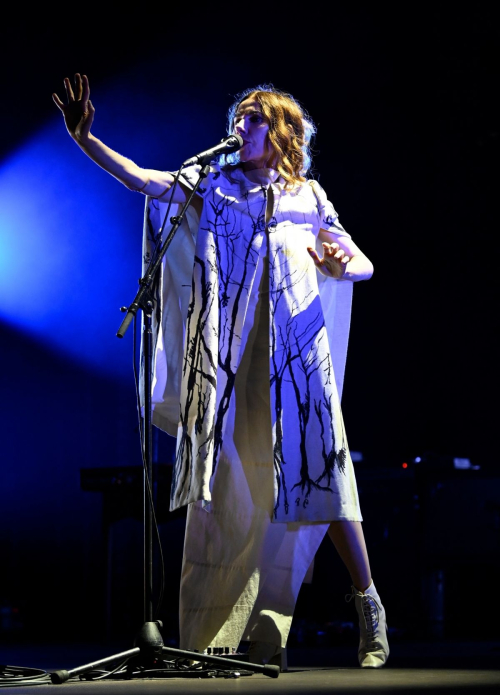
232;98;274;170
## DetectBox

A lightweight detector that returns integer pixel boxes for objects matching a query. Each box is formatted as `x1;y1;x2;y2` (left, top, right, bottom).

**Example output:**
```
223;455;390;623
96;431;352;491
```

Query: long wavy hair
222;84;316;189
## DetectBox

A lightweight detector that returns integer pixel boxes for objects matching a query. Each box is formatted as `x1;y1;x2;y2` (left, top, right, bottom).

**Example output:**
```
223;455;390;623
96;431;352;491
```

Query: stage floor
1;640;499;694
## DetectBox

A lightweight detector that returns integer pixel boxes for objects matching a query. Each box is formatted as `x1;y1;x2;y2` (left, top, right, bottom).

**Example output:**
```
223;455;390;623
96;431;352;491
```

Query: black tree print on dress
148;167;356;520
171;185;267;505
269;234;348;518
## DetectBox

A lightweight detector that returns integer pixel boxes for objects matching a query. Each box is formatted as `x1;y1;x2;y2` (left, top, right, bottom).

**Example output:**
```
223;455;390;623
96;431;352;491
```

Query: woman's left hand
307;242;350;279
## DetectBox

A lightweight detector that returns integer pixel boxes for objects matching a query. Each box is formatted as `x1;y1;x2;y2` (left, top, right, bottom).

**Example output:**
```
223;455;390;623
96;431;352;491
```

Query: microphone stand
49;162;280;683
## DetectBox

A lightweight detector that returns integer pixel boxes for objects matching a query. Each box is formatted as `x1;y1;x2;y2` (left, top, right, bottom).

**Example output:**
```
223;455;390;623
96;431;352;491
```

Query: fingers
308;243;347;264
74;73;83;101
81;74;90;102
323;241;341;259
307;242;350;278
58;74;88;105
73;73;90;102
52;92;64;110
63;76;75;102
307;246;320;262
323;242;350;263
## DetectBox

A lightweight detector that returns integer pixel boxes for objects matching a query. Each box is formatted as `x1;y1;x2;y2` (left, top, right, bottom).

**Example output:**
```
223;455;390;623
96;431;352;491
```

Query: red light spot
402;462;408;469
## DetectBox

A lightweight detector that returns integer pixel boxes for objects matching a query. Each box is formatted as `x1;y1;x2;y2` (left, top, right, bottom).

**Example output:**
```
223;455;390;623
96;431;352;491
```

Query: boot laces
361;594;380;645
346;588;381;647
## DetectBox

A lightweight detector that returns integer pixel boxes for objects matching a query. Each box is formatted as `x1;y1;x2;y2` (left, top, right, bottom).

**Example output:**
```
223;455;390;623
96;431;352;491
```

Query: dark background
1;6;499;651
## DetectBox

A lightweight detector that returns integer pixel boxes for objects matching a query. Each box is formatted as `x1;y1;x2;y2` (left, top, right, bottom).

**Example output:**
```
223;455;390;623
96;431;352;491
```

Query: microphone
182;134;244;167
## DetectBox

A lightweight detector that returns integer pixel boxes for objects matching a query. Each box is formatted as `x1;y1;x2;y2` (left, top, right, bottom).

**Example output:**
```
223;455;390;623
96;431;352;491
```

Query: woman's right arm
52;73;188;204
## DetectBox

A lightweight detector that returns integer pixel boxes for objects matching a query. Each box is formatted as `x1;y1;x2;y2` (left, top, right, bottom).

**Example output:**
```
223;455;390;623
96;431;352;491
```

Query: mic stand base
49;621;280;683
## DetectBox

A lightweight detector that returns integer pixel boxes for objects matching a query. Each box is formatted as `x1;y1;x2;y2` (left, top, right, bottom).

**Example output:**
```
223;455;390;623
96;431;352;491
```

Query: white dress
140;163;362;650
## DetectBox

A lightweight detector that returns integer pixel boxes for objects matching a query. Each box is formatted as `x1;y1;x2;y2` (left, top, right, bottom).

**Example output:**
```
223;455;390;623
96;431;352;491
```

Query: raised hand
307;241;350;279
52;73;94;141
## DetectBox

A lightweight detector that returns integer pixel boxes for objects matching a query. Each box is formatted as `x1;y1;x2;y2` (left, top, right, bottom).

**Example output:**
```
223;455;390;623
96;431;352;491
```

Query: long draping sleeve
139;195;200;436
309;180;354;401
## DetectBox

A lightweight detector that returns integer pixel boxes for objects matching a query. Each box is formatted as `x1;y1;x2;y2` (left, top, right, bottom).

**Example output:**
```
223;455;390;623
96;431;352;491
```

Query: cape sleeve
139;193;200;436
309;179;354;401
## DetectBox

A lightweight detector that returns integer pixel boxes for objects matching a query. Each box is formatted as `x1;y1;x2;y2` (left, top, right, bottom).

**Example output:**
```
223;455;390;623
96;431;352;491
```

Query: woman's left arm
307;228;374;282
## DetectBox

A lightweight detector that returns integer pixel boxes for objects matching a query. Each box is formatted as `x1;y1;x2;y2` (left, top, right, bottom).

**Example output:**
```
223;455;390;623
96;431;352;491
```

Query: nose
234;116;246;134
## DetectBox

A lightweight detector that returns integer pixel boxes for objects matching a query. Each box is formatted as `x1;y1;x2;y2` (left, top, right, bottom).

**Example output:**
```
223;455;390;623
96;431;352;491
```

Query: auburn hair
223;84;316;189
